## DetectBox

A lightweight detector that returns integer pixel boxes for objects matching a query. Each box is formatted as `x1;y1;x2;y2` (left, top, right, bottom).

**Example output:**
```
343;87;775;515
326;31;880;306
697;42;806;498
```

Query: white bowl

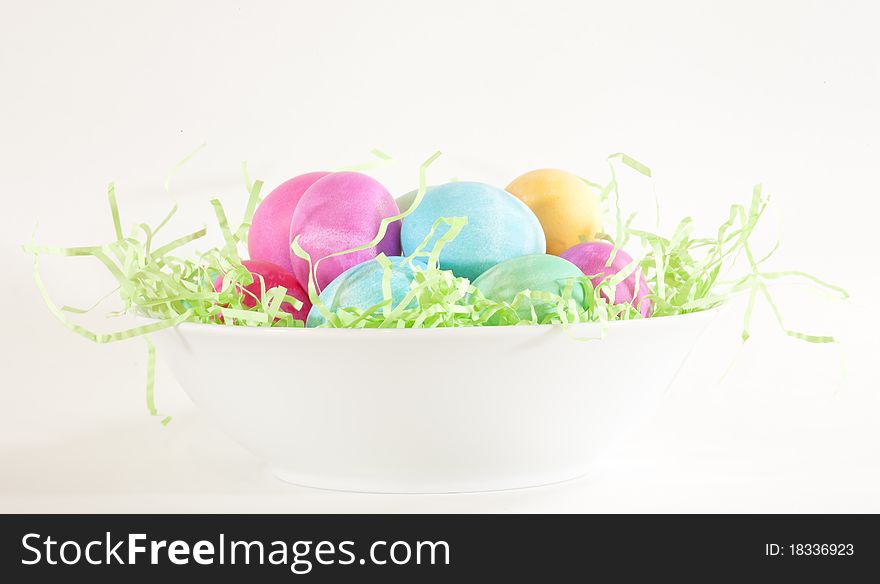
149;310;718;493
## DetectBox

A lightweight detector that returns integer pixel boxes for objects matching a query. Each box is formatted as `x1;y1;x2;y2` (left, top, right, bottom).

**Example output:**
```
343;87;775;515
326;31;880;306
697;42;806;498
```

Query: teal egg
472;254;586;320
306;256;426;327
395;188;421;214
400;181;545;281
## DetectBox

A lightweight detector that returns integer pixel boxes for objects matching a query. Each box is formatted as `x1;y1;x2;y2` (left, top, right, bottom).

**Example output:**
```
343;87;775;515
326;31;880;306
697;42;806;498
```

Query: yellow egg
506;169;602;256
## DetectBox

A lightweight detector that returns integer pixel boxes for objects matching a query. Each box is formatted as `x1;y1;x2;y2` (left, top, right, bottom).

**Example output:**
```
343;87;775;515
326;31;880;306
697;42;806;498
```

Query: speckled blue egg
306;256;427;327
396;185;440;214
400;182;545;281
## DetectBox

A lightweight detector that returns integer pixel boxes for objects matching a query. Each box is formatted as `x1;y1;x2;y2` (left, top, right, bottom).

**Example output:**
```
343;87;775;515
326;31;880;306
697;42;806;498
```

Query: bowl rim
136;306;723;337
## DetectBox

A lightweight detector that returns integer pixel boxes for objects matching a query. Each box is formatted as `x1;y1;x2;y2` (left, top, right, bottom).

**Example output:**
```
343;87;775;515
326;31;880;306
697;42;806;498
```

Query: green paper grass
23;150;848;421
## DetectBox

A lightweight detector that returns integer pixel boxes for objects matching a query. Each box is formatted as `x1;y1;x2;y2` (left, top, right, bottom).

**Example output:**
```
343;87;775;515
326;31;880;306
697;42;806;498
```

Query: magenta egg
247;171;330;273
213;259;311;322
289;172;402;291
560;241;652;317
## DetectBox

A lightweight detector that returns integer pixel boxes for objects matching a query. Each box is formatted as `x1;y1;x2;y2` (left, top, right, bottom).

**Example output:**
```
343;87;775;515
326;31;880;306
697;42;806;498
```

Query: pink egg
247;172;330;272
560;241;652;317
289;172;402;290
213;259;311;322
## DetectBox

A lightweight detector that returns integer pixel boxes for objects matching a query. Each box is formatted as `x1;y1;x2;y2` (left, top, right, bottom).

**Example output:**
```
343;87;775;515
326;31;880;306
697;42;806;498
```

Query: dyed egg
247;171;330;273
212;259;311;322
306;256;426;327
395;189;419;214
473;254;586;320
400;181;545;281
560;241;652;317
506;169;602;256
289;172;402;290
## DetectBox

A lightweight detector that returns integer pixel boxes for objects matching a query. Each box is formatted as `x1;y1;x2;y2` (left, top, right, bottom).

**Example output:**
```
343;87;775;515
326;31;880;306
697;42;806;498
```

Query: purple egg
289;172;402;290
560;241;652;317
247;172;330;272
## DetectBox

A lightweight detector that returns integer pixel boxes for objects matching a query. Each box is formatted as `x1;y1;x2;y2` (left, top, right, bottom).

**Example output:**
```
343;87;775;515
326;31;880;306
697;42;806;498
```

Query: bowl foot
268;466;593;494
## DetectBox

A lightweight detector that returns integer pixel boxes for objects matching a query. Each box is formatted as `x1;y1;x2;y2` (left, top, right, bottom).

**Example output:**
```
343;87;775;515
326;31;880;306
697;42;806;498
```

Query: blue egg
306;256;426;327
400;182;545;280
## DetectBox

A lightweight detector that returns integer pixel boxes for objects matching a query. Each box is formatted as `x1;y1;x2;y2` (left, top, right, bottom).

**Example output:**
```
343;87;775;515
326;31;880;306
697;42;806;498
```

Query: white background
1;0;878;512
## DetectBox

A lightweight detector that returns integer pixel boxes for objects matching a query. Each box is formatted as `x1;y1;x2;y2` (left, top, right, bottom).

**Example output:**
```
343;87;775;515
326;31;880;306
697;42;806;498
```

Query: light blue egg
397;185;444;214
306;256;426;327
400;182;545;280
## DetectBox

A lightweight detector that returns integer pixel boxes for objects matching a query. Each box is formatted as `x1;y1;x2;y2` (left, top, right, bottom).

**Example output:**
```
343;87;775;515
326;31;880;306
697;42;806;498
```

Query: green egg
472;254;587;321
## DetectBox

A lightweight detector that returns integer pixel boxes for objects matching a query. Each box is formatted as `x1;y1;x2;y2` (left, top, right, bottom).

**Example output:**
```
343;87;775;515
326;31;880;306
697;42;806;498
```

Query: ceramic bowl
148;310;718;493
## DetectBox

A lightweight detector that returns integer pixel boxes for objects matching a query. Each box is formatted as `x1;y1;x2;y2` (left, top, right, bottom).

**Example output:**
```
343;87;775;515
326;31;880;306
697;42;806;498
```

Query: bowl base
269;466;592;495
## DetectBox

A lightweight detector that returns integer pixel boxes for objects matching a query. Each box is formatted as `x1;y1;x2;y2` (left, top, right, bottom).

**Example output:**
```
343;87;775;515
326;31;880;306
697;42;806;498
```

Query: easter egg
473;254;586;321
400;181;545;281
506;169;602;256
289;172;402;291
396;186;442;213
395;189;420;214
212;259;311;322
306;256;426;327
247;171;330;273
560;241;652;317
